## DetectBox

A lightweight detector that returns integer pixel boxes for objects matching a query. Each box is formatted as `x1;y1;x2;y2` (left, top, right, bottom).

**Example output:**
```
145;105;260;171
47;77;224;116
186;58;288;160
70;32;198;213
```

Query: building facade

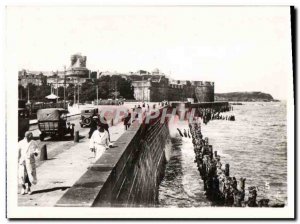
19;53;92;89
66;53;90;78
194;81;215;102
18;70;47;87
132;76;214;102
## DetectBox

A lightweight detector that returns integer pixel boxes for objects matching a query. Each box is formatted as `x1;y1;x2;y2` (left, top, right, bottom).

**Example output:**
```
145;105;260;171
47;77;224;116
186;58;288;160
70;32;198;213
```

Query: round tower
194;81;214;102
66;53;89;78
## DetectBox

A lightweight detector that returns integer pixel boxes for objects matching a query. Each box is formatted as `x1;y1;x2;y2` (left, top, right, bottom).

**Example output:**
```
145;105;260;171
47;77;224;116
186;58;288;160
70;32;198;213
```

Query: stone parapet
56;107;170;207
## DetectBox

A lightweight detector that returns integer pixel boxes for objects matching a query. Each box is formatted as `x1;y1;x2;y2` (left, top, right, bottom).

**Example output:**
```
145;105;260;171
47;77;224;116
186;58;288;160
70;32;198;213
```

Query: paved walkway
18;122;126;207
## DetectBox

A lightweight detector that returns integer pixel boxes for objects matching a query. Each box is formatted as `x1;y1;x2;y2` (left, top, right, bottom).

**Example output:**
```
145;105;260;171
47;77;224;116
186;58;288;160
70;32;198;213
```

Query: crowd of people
121;101;166;130
87;101;167;165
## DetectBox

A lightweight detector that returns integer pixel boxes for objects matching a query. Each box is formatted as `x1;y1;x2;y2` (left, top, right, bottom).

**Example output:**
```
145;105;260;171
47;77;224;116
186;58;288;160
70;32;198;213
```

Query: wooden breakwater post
192;102;235;124
225;164;230;177
188;120;275;207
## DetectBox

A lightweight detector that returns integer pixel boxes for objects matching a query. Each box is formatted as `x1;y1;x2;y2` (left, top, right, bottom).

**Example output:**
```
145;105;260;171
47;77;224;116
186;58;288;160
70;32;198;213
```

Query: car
79;107;99;128
37;108;75;141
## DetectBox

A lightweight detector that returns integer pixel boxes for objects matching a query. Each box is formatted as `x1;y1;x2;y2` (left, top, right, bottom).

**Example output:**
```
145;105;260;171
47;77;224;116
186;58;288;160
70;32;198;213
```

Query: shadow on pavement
30;186;70;195
37;134;86;142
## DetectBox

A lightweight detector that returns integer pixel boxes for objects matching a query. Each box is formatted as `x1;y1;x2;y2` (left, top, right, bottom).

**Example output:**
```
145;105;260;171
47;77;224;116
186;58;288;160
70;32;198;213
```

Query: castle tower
66;53;89;78
194;81;215;102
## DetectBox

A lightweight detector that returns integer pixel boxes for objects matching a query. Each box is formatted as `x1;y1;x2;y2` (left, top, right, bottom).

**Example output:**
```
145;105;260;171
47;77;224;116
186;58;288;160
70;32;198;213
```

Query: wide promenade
18;102;158;206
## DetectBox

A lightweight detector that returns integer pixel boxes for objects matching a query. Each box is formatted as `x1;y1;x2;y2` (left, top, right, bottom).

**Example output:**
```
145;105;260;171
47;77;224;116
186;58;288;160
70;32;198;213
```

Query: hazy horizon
6;6;293;100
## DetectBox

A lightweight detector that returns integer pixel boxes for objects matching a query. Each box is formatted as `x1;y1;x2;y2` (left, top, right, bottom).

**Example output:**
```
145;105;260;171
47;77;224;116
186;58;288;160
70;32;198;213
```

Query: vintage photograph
6;6;294;219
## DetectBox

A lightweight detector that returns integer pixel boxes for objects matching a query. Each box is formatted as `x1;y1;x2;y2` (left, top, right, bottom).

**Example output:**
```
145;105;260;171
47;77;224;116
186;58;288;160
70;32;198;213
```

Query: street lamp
64;66;66;108
91;77;98;106
56;74;59;103
73;77;76;105
25;72;30;104
27;85;30;104
77;82;80;105
96;84;99;105
142;76;144;102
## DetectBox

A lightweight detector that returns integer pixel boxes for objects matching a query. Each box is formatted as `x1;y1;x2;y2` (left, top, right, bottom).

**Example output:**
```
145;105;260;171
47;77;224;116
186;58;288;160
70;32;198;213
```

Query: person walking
88;115;99;139
18;131;39;195
136;105;143;121
99;116;110;141
123;110;131;130
89;125;110;161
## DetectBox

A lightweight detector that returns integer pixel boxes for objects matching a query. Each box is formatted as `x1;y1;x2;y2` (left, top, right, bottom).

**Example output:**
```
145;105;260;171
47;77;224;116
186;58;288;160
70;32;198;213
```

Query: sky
6;6;293;100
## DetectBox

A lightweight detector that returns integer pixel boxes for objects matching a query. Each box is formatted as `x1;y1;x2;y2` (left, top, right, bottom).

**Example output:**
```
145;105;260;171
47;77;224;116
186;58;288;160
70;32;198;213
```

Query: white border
3;3;295;220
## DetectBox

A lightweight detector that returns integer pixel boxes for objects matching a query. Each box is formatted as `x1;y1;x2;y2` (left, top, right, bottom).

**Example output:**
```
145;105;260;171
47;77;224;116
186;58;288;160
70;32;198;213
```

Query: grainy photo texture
6;6;295;219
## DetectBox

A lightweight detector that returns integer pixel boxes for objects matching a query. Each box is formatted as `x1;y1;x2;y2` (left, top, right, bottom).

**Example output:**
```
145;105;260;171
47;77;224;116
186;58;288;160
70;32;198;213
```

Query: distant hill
215;92;276;102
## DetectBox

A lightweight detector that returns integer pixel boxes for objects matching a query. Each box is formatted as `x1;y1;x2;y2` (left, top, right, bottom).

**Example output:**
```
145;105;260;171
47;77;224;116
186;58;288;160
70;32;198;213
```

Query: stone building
47;75;88;87
194;81;215;102
132;76;169;102
66;53;90;78
132;75;214;102
18;70;47;87
19;53;91;88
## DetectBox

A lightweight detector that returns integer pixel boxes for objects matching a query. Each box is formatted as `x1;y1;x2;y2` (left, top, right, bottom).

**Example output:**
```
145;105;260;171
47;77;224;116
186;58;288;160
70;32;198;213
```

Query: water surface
158;102;287;207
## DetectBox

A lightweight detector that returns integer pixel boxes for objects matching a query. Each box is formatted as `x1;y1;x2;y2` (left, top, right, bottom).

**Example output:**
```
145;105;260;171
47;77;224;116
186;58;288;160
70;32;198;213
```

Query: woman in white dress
89;125;110;161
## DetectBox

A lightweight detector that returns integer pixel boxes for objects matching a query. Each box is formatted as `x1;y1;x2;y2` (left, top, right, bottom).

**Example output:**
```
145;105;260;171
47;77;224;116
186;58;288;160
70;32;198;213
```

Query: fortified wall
56;107;171;207
132;77;215;103
56;102;230;207
194;81;215;102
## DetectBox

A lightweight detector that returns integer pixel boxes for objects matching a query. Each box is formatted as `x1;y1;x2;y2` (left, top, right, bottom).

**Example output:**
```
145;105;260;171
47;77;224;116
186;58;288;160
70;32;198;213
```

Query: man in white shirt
18;131;39;195
89;125;110;161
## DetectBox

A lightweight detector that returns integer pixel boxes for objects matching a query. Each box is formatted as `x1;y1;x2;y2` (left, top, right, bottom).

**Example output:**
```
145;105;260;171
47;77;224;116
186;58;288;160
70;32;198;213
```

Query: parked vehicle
27;101;68;119
37;108;74;141
18;100;30;140
80;108;99;127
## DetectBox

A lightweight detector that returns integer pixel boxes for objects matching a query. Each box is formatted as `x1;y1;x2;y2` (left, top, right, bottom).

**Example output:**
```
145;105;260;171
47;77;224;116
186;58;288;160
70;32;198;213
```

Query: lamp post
91;77;98;106
64;66;66;108
56;75;59;103
25;73;30;103
73;78;76;104
142;76;144;102
77;79;80;104
96;84;99;105
27;85;30;104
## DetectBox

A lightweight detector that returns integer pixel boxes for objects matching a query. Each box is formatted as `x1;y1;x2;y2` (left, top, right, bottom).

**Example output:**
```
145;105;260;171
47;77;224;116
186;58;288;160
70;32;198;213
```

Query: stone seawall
56;107;170;207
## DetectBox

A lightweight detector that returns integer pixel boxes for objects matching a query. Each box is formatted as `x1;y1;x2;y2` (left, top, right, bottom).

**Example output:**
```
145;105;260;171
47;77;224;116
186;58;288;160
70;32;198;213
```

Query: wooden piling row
188;120;273;207
195;106;235;125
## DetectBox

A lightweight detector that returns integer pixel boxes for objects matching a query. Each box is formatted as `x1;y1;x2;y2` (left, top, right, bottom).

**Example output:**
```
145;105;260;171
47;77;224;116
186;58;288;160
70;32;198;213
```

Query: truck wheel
39;133;44;141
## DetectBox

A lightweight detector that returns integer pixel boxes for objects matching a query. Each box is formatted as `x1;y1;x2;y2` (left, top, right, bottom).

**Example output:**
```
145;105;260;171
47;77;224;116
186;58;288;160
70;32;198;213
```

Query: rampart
56;102;229;207
56;107;171;207
132;78;215;102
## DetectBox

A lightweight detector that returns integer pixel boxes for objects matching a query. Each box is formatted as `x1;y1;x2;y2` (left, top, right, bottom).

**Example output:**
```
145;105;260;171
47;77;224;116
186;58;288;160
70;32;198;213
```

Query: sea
158;101;287;207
